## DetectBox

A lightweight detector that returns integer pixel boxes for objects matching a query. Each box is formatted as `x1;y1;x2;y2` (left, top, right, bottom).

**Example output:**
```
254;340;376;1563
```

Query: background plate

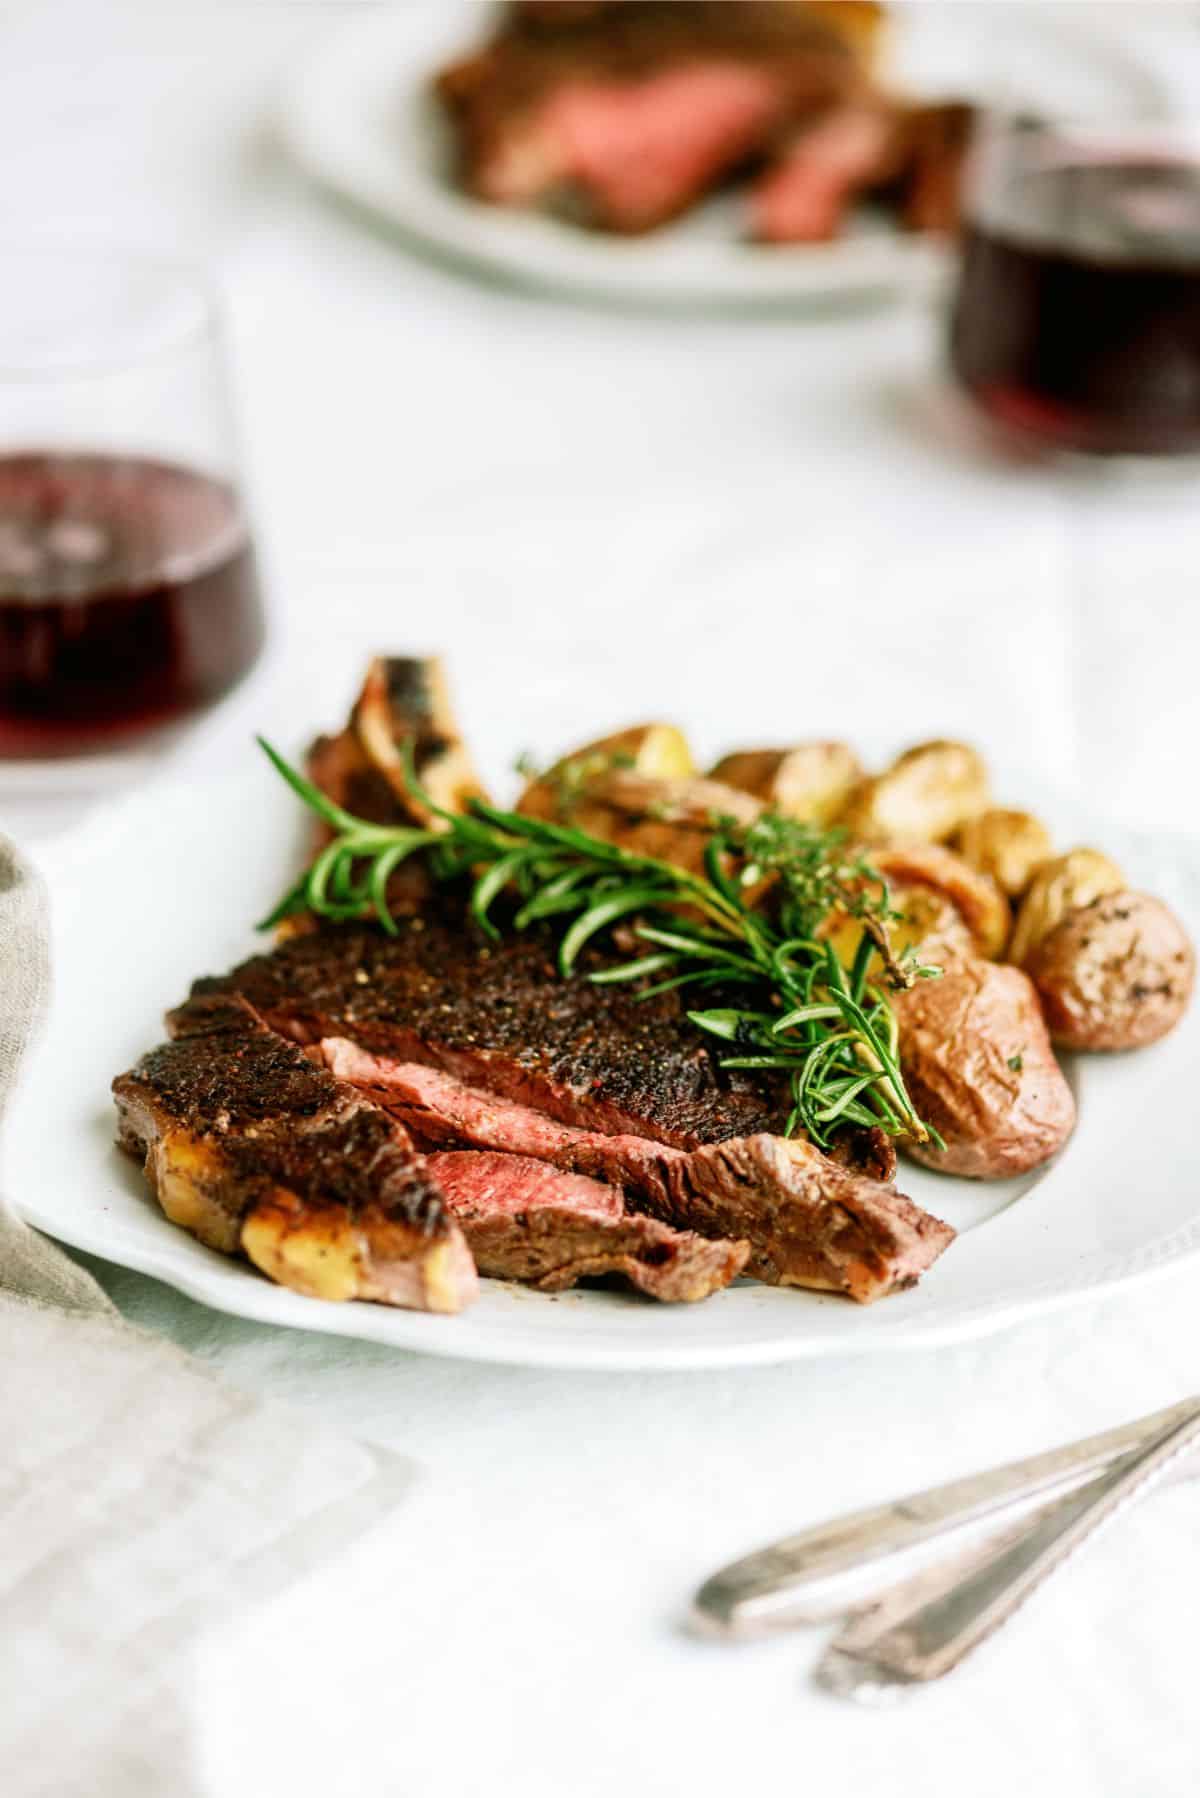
8;756;1200;1369
276;4;1157;309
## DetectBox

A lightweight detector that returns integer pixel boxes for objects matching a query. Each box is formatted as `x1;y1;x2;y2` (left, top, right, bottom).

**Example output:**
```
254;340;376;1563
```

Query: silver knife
694;1397;1200;1637
817;1398;1200;1698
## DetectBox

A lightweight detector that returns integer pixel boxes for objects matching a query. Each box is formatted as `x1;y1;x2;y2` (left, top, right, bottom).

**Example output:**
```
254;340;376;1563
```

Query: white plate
277;5;1158;309
9;758;1200;1370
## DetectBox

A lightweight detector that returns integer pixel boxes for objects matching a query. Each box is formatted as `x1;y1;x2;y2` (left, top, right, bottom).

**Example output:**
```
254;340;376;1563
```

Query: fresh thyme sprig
256;737;943;1150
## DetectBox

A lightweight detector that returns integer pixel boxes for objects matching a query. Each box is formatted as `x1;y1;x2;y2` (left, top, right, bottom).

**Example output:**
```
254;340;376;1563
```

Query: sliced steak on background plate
435;1;870;232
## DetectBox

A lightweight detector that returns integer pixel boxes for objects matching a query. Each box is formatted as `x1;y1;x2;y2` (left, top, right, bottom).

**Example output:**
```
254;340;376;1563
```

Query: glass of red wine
949;109;1200;456
0;251;265;758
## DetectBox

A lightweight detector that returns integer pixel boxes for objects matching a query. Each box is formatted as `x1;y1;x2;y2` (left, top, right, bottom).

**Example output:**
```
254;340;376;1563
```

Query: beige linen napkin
0;836;414;1798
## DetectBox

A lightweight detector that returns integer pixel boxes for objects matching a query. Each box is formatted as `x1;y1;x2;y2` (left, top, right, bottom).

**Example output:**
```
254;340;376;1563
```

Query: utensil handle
694;1397;1199;1635
818;1401;1200;1697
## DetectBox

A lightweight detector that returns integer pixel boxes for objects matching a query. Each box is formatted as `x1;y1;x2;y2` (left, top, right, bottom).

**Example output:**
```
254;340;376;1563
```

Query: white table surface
4;5;1200;1795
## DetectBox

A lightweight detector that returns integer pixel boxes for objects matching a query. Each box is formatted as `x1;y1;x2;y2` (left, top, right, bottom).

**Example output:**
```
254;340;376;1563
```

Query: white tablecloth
3;5;1200;1794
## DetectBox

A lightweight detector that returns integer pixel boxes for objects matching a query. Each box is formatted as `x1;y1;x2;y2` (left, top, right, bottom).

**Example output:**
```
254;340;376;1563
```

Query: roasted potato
839;739;990;844
955;808;1053;899
819;883;975;979
305;655;484;898
1026;891;1196;1052
522;768;760;875
1008;848;1126;968
871;843;1010;959
517;722;694;818
709;742;863;826
351;655;486;825
894;956;1076;1178
888;887;977;964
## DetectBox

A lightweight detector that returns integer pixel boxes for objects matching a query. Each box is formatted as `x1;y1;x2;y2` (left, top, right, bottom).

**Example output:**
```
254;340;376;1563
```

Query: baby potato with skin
709;742;863;827
955;808;1053;899
1008;848;1126;968
1027;891;1195;1052
517;721;695;818
839;739;990;845
871;843;1010;959
894;955;1077;1179
522;768;761;877
820;883;975;978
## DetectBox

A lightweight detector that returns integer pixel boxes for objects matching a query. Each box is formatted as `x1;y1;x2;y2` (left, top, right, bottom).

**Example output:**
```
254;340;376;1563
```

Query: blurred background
0;1;1197;837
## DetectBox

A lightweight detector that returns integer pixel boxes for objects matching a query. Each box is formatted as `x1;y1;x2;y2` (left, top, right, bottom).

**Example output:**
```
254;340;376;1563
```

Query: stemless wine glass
948;106;1200;456
0;250;265;757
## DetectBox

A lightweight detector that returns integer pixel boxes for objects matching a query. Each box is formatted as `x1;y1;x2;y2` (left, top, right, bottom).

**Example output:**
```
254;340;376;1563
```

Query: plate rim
13;1183;1200;1371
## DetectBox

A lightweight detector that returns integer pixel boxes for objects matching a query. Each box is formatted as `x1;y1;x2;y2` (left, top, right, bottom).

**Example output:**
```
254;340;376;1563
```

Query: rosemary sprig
256;737;943;1150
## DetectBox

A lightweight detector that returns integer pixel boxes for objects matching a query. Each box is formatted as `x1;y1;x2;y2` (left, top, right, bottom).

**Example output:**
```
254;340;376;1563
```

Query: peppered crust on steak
112;994;477;1312
192;909;785;1149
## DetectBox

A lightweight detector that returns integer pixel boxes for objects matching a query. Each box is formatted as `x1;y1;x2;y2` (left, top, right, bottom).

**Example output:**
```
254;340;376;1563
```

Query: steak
435;2;871;232
750;103;901;243
193;914;954;1302
112;994;478;1313
426;1149;749;1299
325;1047;947;1303
891;101;974;235
192;910;785;1149
750;98;975;244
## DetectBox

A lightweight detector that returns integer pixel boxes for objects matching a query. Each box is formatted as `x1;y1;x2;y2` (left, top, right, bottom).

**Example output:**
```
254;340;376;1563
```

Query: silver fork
817;1399;1200;1700
694;1397;1200;1638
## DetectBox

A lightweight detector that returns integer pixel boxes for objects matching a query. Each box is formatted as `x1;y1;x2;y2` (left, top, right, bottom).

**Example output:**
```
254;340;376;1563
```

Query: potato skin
819;883;974;979
1009;848;1125;967
840;739;990;845
517;722;694;817
955;808;1053;899
710;742;863;826
872;843;1010;960
1027;891;1196;1052
520;769;760;876
894;957;1076;1178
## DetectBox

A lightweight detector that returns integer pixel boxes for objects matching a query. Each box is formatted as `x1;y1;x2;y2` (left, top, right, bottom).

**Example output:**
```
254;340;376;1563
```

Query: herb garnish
256;738;943;1150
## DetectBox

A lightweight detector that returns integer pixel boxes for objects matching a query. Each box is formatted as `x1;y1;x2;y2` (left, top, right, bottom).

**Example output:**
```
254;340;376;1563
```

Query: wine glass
0;250;265;762
948;108;1200;456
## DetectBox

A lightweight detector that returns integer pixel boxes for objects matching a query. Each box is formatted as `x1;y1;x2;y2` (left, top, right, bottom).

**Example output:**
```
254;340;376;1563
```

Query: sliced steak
192;910;785;1149
891;101;974;234
535;64;786;232
196;911;953;1302
322;1045;951;1303
655;1132;951;1301
427;1149;748;1299
361;1040;893;1187
436;2;868;232
751;102;901;243
112;994;478;1313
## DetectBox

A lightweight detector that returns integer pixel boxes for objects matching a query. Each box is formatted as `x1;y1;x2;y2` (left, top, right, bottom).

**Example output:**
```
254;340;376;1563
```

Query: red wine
950;154;1200;454
0;453;264;755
